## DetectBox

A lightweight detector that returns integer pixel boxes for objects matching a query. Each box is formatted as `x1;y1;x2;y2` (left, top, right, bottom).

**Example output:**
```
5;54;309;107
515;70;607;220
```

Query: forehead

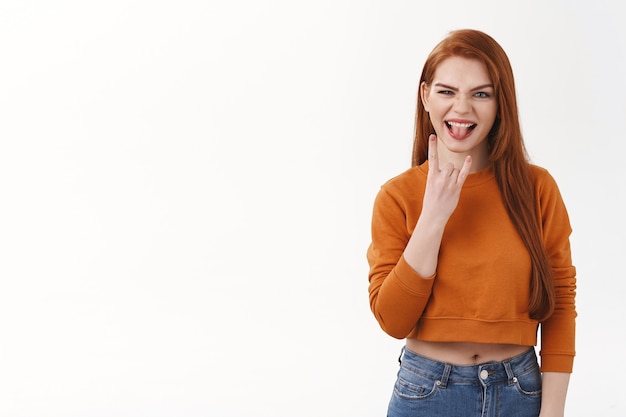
432;56;492;87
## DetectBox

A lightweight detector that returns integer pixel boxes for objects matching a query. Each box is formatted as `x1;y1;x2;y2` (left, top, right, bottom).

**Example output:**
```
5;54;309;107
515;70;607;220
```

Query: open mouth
445;121;476;139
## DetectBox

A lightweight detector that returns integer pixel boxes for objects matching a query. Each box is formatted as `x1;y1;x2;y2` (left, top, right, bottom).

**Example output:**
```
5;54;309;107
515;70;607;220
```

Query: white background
0;1;624;416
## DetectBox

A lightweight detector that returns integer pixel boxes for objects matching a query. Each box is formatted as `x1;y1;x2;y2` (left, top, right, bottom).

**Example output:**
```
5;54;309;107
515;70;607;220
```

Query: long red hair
412;29;555;321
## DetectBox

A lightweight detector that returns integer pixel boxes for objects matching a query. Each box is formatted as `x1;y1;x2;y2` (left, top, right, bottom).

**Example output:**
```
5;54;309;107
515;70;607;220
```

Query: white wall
0;1;623;416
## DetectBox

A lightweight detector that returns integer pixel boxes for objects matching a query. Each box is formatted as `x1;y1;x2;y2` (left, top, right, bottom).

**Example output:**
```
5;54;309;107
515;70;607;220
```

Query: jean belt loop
398;346;406;365
438;363;452;389
503;360;516;385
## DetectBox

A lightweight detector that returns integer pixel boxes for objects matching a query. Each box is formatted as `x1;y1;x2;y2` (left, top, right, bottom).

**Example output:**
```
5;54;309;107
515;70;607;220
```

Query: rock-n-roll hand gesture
421;134;473;223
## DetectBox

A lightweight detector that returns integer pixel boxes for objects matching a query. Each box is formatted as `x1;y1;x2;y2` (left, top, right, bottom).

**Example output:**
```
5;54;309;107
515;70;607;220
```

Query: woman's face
421;56;497;166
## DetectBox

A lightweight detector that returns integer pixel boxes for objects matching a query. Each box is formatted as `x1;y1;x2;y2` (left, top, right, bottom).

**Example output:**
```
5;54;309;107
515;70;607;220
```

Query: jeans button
480;370;489;380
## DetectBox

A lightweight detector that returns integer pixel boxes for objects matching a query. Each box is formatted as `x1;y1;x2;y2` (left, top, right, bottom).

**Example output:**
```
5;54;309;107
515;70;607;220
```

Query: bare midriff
405;338;532;365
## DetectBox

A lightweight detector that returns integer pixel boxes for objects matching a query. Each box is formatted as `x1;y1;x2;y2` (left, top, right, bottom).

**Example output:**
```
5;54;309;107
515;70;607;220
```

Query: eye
437;90;454;95
474;92;491;98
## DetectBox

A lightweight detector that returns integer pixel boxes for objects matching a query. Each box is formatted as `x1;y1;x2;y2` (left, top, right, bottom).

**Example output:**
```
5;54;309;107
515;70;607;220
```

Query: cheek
484;106;498;124
428;114;442;135
427;107;444;123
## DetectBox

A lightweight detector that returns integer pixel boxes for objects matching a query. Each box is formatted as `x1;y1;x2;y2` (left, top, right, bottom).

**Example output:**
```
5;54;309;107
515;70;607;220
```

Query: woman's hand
421;134;472;223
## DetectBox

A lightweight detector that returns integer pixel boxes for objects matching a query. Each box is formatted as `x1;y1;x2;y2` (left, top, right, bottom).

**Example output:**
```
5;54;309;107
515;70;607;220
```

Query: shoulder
372;165;426;210
528;164;560;191
527;164;568;212
528;163;550;178
380;164;426;192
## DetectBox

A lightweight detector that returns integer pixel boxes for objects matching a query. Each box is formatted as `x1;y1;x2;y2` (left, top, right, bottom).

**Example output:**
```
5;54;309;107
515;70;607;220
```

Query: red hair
412;29;555;321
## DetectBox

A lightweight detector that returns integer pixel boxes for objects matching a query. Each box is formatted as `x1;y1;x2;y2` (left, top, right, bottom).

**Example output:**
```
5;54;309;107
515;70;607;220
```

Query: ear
420;81;430;112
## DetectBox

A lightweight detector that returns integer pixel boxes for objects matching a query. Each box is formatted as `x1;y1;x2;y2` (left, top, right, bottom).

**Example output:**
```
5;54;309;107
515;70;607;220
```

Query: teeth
447;121;475;127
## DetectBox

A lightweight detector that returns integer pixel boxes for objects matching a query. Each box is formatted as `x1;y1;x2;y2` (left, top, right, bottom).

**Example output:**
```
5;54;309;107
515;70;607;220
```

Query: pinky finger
457;155;473;184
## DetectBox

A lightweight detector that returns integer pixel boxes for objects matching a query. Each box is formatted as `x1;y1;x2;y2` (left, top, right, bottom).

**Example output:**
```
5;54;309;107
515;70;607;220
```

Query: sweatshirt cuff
540;353;574;373
392;255;436;296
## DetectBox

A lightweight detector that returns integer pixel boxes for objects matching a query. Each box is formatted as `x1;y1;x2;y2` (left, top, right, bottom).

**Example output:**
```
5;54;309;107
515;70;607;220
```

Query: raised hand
421;134;472;223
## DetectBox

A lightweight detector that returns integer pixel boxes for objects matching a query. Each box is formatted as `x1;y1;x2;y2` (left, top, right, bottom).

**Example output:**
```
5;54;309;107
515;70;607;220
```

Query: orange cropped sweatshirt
367;162;577;373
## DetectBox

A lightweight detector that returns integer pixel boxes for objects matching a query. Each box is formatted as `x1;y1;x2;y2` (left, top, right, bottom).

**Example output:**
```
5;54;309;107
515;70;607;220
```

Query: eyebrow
433;82;494;91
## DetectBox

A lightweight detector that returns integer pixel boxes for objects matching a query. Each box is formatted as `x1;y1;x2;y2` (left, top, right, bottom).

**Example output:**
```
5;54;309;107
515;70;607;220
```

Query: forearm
539;372;570;417
402;211;446;277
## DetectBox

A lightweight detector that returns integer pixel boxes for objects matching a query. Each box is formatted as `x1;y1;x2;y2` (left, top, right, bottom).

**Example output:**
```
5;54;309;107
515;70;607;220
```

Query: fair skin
404;56;569;416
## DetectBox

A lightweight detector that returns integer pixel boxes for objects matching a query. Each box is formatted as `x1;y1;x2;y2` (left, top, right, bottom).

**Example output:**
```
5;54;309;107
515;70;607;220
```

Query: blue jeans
387;347;541;417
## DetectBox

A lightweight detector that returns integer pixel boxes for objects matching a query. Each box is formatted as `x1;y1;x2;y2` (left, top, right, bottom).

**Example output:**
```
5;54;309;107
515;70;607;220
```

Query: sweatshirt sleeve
535;169;577;372
367;186;435;339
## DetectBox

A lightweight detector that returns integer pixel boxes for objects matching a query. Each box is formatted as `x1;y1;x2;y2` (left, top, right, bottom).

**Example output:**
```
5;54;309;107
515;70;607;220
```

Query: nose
453;94;471;113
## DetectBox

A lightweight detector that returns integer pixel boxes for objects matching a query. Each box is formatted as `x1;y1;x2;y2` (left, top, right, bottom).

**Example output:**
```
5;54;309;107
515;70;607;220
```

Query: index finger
427;134;438;172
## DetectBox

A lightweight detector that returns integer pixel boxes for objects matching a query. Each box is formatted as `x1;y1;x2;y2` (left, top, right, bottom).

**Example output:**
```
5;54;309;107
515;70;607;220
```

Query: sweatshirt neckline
417;161;495;187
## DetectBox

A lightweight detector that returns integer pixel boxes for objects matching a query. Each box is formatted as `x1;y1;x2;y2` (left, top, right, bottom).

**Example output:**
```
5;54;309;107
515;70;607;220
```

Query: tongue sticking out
447;122;474;139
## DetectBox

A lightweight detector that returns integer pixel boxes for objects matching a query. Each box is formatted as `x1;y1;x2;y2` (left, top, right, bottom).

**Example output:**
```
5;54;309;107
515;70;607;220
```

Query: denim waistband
399;347;538;388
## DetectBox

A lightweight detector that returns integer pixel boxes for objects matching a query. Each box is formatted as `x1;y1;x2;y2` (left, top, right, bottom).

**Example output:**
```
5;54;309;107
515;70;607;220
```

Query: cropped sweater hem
410;318;539;346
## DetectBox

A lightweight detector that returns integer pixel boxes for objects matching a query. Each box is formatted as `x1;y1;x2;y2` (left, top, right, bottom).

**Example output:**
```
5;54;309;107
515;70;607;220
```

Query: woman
367;29;576;417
